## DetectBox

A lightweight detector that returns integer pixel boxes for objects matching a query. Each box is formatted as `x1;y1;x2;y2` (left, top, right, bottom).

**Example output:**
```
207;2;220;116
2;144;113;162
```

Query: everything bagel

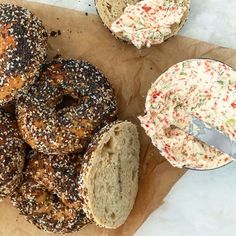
17;59;118;155
0;109;25;198
11;152;90;234
0;4;47;105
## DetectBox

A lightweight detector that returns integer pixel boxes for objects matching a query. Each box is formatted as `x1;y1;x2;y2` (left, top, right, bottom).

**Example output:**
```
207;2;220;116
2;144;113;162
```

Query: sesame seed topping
11;151;90;234
0;109;26;198
17;59;118;155
0;4;47;105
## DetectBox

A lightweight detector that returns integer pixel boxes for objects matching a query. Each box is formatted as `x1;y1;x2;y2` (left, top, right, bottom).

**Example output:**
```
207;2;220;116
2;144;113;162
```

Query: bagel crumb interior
84;122;140;228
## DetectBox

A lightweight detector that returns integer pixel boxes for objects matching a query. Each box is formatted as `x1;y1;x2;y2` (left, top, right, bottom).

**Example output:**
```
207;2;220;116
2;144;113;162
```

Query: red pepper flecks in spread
111;0;188;49
139;59;236;170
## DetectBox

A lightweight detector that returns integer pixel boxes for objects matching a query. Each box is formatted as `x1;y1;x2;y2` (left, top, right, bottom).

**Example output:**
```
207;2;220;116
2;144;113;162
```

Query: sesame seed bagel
27;152;85;209
0;109;25;198
11;152;90;234
80;121;140;229
0;4;47;105
17;59;118;155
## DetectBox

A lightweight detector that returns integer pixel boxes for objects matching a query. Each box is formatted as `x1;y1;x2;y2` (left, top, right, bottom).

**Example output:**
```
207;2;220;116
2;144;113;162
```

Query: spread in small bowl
139;59;235;170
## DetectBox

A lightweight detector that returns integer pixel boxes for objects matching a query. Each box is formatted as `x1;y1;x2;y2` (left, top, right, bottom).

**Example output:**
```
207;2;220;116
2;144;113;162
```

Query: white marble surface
136;163;236;236
27;0;236;235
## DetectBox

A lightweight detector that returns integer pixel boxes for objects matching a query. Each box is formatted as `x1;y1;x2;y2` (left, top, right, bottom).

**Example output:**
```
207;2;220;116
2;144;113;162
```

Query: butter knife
181;116;236;158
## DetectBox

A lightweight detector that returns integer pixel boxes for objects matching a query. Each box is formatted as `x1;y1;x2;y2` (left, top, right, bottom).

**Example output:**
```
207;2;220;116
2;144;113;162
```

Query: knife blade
183;115;236;159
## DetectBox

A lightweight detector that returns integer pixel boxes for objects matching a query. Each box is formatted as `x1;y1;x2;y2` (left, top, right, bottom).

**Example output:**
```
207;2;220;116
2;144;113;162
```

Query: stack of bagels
0;4;140;233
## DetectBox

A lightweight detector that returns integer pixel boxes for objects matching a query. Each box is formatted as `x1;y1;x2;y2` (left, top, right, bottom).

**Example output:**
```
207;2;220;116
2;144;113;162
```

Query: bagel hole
51;193;60;203
55;95;77;110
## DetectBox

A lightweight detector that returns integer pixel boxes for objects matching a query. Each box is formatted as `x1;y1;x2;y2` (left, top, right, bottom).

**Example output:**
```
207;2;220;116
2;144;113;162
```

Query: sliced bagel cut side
80;121;140;229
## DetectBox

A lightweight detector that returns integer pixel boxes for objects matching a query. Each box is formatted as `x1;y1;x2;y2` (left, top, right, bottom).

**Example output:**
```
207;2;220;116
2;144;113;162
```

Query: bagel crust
0;4;47;105
11;152;90;234
17;59;118;155
0;109;25;198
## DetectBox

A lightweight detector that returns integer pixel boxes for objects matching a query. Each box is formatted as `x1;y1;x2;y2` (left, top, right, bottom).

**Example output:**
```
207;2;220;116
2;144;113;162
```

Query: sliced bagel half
96;0;190;46
80;121;140;228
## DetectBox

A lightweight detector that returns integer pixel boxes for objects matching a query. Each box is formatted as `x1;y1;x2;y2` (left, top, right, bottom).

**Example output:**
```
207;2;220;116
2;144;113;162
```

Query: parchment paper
0;0;236;235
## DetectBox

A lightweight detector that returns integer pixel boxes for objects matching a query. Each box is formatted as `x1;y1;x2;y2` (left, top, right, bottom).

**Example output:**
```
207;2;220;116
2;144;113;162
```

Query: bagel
17;59;118;155
80;121;140;228
11;152;90;234
12;121;140;232
96;0;190;49
0;4;47;105
0;109;25;198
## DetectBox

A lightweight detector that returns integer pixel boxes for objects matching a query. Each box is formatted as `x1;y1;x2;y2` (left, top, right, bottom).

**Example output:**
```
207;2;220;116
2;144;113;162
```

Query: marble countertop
27;0;236;235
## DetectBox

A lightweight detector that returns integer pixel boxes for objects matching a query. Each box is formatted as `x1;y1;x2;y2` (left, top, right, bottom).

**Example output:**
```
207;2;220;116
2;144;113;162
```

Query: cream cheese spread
139;59;236;170
111;0;187;49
